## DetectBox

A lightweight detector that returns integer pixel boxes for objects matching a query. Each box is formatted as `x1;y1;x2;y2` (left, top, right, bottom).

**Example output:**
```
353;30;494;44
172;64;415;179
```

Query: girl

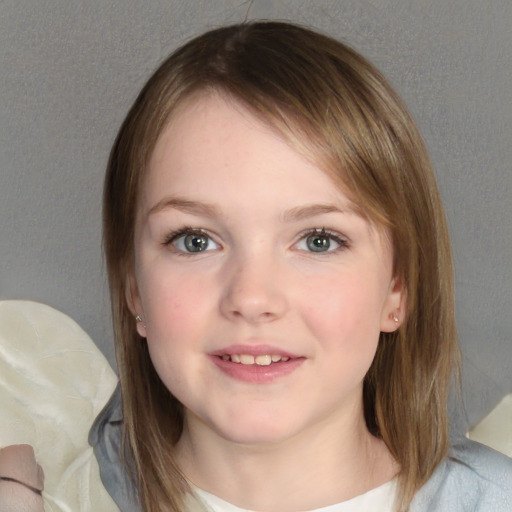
92;21;512;512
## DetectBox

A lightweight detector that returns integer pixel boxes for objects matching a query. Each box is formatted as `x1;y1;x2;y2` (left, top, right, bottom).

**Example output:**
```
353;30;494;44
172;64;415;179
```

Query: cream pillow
467;393;512;457
0;300;119;512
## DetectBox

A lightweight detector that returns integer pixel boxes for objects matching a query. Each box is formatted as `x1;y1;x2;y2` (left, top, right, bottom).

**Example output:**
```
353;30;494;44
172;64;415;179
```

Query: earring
390;312;399;326
134;314;147;337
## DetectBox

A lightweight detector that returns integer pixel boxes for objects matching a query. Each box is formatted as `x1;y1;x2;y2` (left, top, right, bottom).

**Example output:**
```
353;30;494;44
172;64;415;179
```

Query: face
128;93;403;448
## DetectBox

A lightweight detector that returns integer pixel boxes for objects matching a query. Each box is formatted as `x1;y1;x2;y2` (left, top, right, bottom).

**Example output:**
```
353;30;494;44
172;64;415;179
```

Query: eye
166;228;220;253
295;228;347;253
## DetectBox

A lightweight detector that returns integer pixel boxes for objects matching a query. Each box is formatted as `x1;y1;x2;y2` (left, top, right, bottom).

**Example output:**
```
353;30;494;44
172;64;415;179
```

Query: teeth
255;355;272;366
240;354;255;365
221;354;290;365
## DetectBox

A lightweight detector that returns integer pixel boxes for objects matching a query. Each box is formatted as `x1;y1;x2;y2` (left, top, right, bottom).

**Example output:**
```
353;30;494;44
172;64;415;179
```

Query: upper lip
210;343;300;359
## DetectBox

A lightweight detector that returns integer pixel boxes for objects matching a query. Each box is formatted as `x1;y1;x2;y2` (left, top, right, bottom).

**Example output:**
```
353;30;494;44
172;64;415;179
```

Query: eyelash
163;227;220;255
162;226;349;255
295;228;350;254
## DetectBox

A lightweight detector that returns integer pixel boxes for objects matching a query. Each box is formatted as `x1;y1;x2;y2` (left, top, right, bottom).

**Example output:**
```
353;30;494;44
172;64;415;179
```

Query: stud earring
134;314;147;337
390;312;399;326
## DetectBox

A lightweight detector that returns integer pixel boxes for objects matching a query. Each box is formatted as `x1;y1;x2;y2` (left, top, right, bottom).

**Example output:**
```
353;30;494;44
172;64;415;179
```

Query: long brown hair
103;22;458;512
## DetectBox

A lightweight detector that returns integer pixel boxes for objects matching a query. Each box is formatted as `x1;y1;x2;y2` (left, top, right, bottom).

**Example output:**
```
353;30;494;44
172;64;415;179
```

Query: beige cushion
0;300;119;512
467;393;512;457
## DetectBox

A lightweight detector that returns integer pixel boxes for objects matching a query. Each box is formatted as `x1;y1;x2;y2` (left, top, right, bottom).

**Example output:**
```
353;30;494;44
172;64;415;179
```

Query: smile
211;348;304;383
220;354;291;365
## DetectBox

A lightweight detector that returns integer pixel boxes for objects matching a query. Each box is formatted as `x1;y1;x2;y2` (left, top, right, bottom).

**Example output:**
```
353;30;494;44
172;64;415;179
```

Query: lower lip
210;356;305;383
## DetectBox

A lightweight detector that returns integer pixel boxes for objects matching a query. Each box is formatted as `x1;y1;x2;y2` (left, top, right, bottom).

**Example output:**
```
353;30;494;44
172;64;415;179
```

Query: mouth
210;346;304;383
219;354;291;366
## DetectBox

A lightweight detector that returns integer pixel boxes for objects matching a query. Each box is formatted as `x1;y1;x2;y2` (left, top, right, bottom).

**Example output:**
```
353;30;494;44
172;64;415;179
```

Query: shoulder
450;437;512;483
411;438;512;511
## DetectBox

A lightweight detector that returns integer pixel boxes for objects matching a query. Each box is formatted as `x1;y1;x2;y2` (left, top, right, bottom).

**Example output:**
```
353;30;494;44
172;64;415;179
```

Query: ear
380;276;406;333
125;272;147;338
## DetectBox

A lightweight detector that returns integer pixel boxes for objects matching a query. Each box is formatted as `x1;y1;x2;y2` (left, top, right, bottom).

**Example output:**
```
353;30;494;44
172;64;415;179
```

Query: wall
1;0;511;431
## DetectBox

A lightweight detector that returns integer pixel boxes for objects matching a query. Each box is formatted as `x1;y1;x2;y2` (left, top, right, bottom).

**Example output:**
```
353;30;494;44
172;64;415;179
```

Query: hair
103;21;459;512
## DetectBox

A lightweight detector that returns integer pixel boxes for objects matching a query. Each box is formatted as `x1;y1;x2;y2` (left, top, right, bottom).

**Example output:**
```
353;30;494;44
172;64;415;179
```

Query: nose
219;254;288;324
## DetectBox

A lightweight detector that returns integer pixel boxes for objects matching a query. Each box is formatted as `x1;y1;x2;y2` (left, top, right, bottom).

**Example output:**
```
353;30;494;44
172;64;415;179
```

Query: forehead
150;88;334;172
144;93;351;208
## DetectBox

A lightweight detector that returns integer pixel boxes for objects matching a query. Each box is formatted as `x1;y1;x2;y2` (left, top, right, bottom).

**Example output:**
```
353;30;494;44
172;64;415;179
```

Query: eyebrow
147;197;353;222
147;197;221;218
281;203;353;222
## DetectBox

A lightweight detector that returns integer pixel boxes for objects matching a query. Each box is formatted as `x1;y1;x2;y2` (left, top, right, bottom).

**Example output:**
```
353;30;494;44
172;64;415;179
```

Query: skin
128;93;404;511
0;445;44;512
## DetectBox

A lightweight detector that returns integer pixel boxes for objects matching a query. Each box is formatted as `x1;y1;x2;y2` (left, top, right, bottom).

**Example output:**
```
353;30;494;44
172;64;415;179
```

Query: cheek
301;275;384;324
138;268;211;346
299;273;385;347
140;274;212;394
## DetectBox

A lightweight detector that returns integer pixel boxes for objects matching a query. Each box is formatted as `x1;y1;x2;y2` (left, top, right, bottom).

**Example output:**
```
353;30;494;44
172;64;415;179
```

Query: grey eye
306;233;332;252
295;229;346;253
171;231;219;253
184;233;209;252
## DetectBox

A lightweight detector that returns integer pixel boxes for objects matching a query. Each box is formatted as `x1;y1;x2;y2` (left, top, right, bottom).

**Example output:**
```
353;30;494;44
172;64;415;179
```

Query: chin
213;414;301;447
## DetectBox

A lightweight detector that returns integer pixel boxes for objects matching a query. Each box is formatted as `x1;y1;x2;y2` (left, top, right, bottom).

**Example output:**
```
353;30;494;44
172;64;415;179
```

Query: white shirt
193;480;397;512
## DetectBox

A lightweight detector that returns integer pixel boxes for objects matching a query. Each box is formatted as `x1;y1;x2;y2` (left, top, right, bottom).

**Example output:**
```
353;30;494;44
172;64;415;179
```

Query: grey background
1;0;511;433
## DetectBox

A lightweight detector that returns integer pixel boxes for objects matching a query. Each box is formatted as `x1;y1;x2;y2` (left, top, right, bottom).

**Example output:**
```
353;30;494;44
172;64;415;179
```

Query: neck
176;405;397;512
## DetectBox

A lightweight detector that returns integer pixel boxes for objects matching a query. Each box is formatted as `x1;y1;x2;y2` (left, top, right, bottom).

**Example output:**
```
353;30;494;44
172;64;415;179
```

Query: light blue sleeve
89;383;142;512
411;438;512;511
